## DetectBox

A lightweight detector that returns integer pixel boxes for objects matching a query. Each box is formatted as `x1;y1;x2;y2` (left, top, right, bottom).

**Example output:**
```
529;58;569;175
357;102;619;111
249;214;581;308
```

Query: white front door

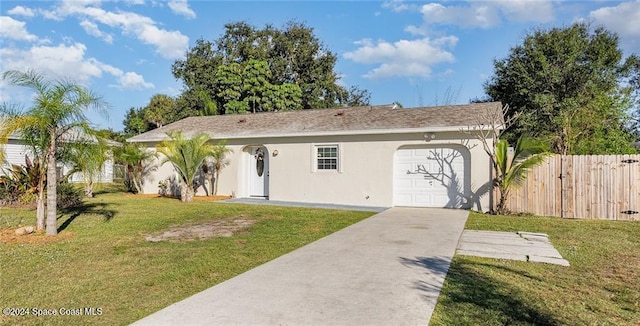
393;147;467;208
249;147;269;197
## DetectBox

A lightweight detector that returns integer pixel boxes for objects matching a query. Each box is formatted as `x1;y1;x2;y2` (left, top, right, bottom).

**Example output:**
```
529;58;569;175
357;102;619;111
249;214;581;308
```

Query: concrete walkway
132;207;469;326
457;230;570;266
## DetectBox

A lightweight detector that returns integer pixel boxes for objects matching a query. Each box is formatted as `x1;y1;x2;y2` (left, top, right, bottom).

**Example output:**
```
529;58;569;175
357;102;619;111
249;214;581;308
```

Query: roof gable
127;102;503;142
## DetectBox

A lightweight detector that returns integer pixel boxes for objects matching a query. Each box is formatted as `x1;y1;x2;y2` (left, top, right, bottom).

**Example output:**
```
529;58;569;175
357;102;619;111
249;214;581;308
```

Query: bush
0;161;40;207
56;182;83;209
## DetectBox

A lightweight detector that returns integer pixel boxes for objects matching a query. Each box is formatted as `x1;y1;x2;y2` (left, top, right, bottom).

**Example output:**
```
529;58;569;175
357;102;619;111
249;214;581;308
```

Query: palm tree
144;94;175;128
156;131;217;202
1;69;106;235
115;143;156;194
0;116;49;230
211;140;233;196
493;136;550;215
60;137;110;197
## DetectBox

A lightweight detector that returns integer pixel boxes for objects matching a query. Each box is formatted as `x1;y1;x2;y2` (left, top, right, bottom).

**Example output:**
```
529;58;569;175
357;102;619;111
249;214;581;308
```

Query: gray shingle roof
127;102;503;143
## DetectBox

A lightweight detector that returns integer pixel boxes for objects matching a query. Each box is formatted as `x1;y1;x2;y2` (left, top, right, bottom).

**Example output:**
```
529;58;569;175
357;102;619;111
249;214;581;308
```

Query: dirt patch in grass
0;228;75;244
145;217;254;242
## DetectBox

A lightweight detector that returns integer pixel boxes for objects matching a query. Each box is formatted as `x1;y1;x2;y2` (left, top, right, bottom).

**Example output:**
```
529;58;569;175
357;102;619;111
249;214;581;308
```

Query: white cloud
0;42;154;90
589;1;640;51
41;1;189;59
403;0;554;35
79;20;114;44
0;43;101;84
421;3;500;28
0;16;37;41
116;72;155;89
136;24;189;59
8;6;35;17
382;0;414;13
92;60;155;89
343;37;458;79
168;0;196;19
494;0;554;23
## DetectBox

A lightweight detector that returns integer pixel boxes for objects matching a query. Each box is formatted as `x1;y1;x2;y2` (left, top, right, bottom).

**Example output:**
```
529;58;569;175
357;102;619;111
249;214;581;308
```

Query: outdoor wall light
423;132;436;141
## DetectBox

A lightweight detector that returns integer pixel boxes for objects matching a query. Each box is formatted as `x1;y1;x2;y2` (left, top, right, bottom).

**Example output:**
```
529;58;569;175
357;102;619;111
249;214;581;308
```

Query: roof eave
127;125;500;143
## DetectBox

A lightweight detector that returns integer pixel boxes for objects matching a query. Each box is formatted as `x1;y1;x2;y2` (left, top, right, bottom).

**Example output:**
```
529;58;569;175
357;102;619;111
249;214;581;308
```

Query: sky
1;0;639;132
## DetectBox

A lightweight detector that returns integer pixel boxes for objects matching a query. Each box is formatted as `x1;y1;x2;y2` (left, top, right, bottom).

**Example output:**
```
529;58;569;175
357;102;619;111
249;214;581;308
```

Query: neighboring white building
2;136;117;183
127;102;503;211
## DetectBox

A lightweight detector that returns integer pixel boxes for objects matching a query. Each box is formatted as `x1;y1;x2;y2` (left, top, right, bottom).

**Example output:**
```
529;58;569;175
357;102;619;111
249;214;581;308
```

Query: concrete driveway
132;207;469;326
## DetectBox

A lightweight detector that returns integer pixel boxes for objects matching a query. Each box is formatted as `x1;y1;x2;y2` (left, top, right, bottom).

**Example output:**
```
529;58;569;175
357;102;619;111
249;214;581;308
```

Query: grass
431;212;640;326
0;187;373;325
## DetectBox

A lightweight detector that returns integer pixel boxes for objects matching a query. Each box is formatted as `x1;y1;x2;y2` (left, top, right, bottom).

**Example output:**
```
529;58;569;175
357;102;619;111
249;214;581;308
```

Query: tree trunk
36;180;45;231
85;181;93;198
495;186;509;215
214;170;220;196
180;183;194;202
45;133;58;235
205;171;213;196
134;163;143;194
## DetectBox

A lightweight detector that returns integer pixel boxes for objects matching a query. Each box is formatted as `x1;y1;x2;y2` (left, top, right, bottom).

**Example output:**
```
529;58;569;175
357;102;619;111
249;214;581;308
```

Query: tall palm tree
156;131;217;202
494;136;550;215
1;70;106;235
211;140;233;196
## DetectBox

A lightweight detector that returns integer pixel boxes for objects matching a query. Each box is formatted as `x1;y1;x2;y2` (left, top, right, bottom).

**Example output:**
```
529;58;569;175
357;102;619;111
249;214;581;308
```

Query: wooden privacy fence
500;155;640;220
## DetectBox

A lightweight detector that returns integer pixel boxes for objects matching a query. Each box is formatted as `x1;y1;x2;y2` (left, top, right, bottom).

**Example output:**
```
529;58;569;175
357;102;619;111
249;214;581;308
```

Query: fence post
560;155;567;218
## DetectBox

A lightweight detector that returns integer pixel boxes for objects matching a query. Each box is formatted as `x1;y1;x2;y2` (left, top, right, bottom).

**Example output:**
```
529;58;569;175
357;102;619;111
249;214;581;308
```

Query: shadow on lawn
399;256;453;303
433;259;558;325
57;202;119;232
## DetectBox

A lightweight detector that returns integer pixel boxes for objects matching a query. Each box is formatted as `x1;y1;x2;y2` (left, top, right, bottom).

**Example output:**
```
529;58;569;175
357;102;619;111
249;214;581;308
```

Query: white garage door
394;147;467;208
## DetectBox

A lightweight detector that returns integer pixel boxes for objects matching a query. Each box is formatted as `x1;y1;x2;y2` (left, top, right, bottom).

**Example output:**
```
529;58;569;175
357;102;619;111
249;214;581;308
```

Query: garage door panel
394;147;467;208
413;179;432;189
413;194;430;206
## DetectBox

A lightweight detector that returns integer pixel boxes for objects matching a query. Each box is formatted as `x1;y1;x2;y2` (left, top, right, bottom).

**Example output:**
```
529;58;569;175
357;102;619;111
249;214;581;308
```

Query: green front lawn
0;191;373;325
431;212;640;325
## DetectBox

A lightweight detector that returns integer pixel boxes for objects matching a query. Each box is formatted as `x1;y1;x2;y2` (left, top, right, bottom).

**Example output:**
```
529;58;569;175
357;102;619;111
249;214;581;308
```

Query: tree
172;21;369;115
156;131;217;202
61;137;110;197
463;104;550;215
210;140;233;196
0;121;49;229
1;69;106;235
144;94;175;129
115;143;156;194
493;136;550;214
629;58;640;139
485;23;638;154
122;107;151;137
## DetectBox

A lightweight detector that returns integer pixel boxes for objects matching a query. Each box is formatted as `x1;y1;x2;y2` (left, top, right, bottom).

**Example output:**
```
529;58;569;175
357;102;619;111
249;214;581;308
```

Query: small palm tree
115;143;156;194
211;140;233;195
493;136;550;215
60;137;110;197
156;131;217;202
1;70;106;235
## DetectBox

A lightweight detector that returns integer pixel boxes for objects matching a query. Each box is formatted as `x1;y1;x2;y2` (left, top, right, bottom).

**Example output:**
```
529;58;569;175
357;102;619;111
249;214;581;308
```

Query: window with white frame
315;145;338;170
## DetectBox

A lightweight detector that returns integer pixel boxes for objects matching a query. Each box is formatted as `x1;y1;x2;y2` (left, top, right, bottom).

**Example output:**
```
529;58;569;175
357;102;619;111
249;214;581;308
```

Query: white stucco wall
1;140;114;183
138;131;494;212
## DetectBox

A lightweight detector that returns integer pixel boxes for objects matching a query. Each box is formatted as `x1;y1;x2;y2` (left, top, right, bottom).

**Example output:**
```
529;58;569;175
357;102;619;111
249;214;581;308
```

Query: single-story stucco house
127;102;503;211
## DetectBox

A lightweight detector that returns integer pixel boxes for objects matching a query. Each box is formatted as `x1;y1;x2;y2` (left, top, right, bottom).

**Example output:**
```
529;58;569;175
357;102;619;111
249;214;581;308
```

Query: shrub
56;182;83;209
0;159;41;207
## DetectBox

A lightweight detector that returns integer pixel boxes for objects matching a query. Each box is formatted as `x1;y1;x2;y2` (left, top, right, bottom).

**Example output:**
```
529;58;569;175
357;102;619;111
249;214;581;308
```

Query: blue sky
1;0;639;131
